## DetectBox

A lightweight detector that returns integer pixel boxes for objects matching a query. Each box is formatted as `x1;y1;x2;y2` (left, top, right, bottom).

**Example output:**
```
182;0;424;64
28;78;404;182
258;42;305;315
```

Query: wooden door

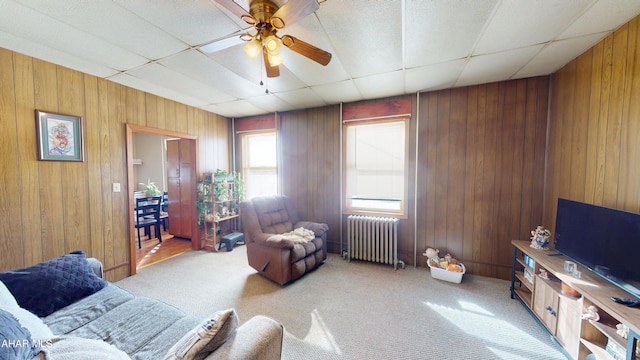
166;139;196;242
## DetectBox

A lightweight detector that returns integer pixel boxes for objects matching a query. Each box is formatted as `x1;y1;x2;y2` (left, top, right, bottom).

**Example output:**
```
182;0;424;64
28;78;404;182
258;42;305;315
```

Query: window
343;118;408;216
241;132;278;199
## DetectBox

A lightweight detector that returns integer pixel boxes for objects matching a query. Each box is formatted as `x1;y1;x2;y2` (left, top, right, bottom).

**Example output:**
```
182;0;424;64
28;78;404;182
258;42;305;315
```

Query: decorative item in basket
423;248;465;283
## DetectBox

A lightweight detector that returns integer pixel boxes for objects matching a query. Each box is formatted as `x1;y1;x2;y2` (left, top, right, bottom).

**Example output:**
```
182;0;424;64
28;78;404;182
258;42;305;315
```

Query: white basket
428;263;465;283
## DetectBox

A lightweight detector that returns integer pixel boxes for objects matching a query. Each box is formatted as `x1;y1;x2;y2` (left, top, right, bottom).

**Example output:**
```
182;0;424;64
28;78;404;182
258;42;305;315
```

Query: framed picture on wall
35;110;84;162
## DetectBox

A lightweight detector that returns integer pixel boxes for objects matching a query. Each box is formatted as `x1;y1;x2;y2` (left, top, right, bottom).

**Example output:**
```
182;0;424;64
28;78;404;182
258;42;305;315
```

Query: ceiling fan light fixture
267;53;283;66
263;34;282;56
243;39;262;59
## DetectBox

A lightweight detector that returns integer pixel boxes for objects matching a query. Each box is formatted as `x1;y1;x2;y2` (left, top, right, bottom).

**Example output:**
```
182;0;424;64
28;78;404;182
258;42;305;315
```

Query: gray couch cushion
44;284;134;335
129;316;200;360
68;296;187;355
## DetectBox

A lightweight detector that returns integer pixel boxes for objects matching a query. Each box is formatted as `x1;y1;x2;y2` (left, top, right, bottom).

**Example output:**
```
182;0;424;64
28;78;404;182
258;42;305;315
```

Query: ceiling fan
204;0;332;78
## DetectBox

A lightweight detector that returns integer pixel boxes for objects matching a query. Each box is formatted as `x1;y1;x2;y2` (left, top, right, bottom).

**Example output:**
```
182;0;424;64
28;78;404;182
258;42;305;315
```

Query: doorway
126;124;200;275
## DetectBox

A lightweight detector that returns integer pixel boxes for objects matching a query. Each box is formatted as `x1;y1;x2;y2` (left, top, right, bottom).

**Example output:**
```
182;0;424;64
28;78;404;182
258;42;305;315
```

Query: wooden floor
135;230;192;269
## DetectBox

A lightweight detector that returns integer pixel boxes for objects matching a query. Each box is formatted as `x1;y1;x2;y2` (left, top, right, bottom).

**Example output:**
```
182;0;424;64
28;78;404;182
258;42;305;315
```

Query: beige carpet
116;247;567;360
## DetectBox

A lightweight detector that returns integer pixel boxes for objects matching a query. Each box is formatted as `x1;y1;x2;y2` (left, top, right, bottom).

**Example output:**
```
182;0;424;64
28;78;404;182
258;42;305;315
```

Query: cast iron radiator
346;215;403;269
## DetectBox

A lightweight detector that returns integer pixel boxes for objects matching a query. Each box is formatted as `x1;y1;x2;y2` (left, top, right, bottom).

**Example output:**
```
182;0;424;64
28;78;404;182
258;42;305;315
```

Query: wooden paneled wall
0;48;229;281
278;105;343;252
416;79;549;279
544;17;640;233
272;85;549;280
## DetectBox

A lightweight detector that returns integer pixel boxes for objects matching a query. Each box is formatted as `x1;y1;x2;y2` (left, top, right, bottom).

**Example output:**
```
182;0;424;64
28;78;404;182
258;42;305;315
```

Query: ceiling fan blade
214;0;250;18
282;35;331;66
263;49;280;77
271;0;319;27
200;32;246;53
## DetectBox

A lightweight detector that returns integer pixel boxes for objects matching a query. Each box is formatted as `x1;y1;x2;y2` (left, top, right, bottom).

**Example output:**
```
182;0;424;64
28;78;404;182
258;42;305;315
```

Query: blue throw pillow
0;251;107;317
0;309;41;359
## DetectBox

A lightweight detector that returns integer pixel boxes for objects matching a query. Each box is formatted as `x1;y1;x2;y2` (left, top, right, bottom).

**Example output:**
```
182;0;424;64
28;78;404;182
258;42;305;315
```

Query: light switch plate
113;183;121;192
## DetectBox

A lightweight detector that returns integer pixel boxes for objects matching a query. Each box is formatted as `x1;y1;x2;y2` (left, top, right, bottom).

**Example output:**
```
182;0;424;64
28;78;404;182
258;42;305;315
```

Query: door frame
125;124;199;276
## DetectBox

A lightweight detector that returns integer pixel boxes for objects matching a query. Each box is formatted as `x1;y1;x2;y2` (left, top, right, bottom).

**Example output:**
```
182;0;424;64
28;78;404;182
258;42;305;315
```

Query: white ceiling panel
405;0;498;67
0;30;119;78
475;0;592;54
14;0;188;60
277;17;349;85
123;63;237;104
245;94;296;114
158;50;265;100
354;70;406;100
258;66;308;93
203;99;269;118
559;0;640;39
0;1;148;70
456;45;544;88
405;60;466;93
317;0;403;78
515;33;609;79
109;73;210;108
273;87;327;110
114;0;244;46
312;80;363;104
1;0;638;117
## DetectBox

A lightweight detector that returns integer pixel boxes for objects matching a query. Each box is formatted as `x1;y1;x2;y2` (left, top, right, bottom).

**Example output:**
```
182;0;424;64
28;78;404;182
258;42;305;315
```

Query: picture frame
35;110;84;162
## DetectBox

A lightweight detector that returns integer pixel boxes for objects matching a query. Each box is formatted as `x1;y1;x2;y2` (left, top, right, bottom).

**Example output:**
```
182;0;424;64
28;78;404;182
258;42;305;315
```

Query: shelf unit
511;240;640;360
198;172;240;252
512;248;535;308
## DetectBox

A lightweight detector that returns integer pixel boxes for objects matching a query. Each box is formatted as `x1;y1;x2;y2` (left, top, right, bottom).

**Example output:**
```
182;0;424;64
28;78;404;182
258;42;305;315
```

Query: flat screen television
554;198;640;298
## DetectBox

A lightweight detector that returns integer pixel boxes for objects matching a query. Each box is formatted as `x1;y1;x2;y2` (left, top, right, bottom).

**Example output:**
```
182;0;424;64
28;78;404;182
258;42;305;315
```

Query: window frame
342;116;410;218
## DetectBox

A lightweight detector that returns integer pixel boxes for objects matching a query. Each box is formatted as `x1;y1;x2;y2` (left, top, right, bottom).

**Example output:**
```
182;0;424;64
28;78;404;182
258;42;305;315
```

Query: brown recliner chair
240;195;328;285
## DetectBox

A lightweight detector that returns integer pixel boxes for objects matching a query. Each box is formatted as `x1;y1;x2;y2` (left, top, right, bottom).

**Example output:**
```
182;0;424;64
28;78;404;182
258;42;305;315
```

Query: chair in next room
135;196;162;248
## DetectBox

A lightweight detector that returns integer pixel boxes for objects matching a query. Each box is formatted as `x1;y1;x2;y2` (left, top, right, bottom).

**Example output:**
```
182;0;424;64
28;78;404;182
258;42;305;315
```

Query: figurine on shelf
530;226;551;250
581;305;600;322
539;268;549;280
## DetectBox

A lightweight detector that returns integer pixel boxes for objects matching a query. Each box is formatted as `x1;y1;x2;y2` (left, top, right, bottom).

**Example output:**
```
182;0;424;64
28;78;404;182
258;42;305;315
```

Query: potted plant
140;179;162;197
195;174;212;226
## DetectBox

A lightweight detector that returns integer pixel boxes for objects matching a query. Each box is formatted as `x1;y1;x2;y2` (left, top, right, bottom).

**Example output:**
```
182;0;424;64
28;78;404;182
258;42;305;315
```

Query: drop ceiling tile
312;80;362;104
202;99;268;118
0;30;119;78
108;73;209;108
114;0;243;46
14;0;188;60
317;0;403;78
456;45;543;87
405;0;498;68
273;87;327;111
515;33;609;79
475;1;592;54
405;60;466;93
124;63;237;104
245;94;296;114
559;0;640;39
159;50;265;100
353;70;406;99
277;17;349;85
0;1;148;70
257;66;309;93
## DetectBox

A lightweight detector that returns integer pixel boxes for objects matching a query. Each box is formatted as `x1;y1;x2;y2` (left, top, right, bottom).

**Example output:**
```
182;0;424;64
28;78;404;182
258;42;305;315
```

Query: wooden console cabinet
511;240;640;360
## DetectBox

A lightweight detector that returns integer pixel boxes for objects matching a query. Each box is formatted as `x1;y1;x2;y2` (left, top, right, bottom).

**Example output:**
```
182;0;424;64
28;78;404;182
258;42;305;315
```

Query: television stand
511;240;640;360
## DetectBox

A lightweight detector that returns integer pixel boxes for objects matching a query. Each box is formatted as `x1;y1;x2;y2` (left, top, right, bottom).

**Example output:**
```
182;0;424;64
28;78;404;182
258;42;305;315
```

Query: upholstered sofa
240;195;328;285
0;251;283;360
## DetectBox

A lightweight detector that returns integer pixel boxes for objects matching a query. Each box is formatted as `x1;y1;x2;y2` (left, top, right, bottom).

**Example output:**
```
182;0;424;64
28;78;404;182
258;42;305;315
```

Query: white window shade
344;119;407;216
